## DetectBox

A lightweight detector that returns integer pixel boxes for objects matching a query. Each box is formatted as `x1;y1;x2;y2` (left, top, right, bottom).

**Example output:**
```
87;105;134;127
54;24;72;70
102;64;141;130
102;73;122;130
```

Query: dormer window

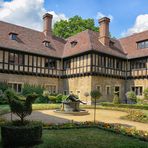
9;32;18;40
70;40;77;48
43;40;51;48
137;40;148;49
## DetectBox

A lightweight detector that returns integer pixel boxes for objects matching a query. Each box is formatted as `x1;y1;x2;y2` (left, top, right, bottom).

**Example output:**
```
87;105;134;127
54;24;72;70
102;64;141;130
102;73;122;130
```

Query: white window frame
44;84;57;94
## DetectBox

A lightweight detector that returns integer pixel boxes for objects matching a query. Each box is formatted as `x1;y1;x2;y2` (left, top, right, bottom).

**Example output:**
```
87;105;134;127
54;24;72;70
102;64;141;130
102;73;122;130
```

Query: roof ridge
0;20;42;34
119;29;148;40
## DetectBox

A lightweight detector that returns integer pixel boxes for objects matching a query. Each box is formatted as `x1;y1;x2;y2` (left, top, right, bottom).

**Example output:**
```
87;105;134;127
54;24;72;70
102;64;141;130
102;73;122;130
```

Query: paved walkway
3;109;148;132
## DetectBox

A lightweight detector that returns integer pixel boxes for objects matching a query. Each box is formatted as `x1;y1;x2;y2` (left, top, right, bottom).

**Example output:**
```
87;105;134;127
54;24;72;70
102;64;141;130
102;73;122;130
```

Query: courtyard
3;109;148;131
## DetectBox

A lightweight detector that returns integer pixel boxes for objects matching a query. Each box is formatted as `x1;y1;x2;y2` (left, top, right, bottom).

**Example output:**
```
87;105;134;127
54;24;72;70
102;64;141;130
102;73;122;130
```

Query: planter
1;124;42;147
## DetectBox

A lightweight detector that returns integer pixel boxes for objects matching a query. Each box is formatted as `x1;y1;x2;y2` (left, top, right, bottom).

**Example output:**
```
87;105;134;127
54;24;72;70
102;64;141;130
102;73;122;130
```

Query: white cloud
122;14;148;36
96;12;113;21
0;0;68;31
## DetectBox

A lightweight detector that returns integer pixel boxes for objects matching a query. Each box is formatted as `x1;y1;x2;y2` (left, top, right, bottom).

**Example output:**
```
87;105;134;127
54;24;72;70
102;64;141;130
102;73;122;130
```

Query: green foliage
5;89;38;124
113;91;120;104
126;91;137;103
22;84;44;96
101;102;148;110
32;104;60;110
56;94;63;103
0;82;9;104
53;15;98;39
143;88;148;100
48;96;57;103
90;90;101;100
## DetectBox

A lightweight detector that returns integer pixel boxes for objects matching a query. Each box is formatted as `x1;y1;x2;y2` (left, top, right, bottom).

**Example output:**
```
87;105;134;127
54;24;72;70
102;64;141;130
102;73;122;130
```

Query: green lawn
0;128;147;148
36;128;148;148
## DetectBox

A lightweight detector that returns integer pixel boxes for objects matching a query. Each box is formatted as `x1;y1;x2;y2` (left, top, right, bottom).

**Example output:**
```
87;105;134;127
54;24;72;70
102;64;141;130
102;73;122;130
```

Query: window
63;90;67;95
8;83;23;93
131;59;146;69
44;85;56;94
114;86;120;97
64;60;71;69
70;40;77;48
116;60;121;69
9;53;24;65
9;32;18;40
45;58;57;69
43;41;51;48
96;85;101;92
106;86;110;95
131;86;143;96
137;40;148;49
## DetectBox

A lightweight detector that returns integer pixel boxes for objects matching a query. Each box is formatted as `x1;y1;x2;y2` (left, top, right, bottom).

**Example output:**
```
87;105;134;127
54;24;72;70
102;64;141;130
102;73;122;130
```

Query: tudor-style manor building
0;13;148;104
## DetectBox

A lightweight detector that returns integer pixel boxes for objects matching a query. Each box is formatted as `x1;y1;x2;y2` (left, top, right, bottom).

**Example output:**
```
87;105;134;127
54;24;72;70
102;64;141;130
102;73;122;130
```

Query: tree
5;89;38;124
53;15;98;39
90;90;101;123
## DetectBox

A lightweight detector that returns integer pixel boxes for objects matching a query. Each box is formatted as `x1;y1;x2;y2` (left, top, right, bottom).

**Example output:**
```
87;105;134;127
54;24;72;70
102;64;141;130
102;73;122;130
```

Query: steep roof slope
0;21;65;58
119;30;148;59
63;30;126;58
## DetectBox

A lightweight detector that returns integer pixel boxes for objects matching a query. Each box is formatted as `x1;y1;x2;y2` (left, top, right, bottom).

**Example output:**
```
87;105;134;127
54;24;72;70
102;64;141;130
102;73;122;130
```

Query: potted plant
1;89;42;147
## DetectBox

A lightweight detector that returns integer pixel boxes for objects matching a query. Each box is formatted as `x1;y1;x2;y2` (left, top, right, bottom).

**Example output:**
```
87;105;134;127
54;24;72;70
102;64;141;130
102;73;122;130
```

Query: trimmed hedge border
1;122;42;147
100;102;148;110
43;121;148;142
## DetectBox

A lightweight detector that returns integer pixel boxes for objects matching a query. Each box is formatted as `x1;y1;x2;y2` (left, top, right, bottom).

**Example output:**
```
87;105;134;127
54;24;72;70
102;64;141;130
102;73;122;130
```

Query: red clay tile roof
119;30;148;59
0;20;148;59
63;30;126;58
0;21;65;58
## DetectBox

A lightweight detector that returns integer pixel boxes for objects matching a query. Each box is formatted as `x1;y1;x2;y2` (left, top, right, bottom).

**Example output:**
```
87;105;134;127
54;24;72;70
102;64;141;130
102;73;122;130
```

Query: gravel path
3;109;148;131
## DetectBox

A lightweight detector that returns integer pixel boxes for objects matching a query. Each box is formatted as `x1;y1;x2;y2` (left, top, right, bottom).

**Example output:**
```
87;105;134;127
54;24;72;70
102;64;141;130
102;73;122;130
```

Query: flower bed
121;110;148;123
43;121;148;141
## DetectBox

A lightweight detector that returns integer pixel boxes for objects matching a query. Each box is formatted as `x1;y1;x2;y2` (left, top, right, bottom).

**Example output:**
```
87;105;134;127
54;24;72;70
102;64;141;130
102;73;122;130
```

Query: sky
0;0;148;38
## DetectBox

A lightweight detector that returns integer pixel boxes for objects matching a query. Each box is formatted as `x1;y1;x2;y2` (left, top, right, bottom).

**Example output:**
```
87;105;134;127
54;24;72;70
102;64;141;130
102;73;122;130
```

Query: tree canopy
53;15;98;39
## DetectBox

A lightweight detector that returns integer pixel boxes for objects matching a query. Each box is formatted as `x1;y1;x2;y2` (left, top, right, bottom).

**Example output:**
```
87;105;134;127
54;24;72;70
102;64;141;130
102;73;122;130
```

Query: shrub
56;94;63;103
34;96;49;104
100;102;148;110
113;91;120;104
126;91;137;103
48;95;57;103
1;121;42;147
5;89;38;124
0;82;9;104
22;84;44;96
143;88;148;100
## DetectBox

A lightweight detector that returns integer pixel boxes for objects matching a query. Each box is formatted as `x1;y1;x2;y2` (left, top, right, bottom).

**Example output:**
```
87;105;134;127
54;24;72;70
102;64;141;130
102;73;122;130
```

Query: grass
35;128;148;148
0;128;147;148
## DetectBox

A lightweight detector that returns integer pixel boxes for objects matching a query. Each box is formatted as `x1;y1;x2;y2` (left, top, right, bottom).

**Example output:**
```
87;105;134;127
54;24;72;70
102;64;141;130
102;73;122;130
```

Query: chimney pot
43;13;53;36
98;17;110;46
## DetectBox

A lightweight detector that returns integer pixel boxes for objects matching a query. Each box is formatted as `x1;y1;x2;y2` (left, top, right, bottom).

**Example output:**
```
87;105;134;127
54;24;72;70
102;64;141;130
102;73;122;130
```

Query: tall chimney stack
98;17;110;46
43;13;53;36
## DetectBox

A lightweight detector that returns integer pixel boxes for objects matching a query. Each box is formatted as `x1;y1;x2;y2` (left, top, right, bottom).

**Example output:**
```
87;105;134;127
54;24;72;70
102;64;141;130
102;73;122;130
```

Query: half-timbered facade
0;13;148;104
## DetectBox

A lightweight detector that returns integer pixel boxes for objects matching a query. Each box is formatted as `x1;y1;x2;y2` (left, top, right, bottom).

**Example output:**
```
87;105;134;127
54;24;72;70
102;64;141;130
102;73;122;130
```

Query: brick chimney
43;13;53;36
98;17;110;46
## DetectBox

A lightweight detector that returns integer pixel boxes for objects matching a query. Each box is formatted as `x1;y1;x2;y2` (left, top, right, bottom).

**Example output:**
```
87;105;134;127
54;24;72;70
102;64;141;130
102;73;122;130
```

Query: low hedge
32;104;60;110
1;121;42;147
43;121;148;142
100;102;148;110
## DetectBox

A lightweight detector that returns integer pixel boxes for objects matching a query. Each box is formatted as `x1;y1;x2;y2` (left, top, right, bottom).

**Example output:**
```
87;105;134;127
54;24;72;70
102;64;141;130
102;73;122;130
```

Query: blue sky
2;0;148;38
44;0;148;38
